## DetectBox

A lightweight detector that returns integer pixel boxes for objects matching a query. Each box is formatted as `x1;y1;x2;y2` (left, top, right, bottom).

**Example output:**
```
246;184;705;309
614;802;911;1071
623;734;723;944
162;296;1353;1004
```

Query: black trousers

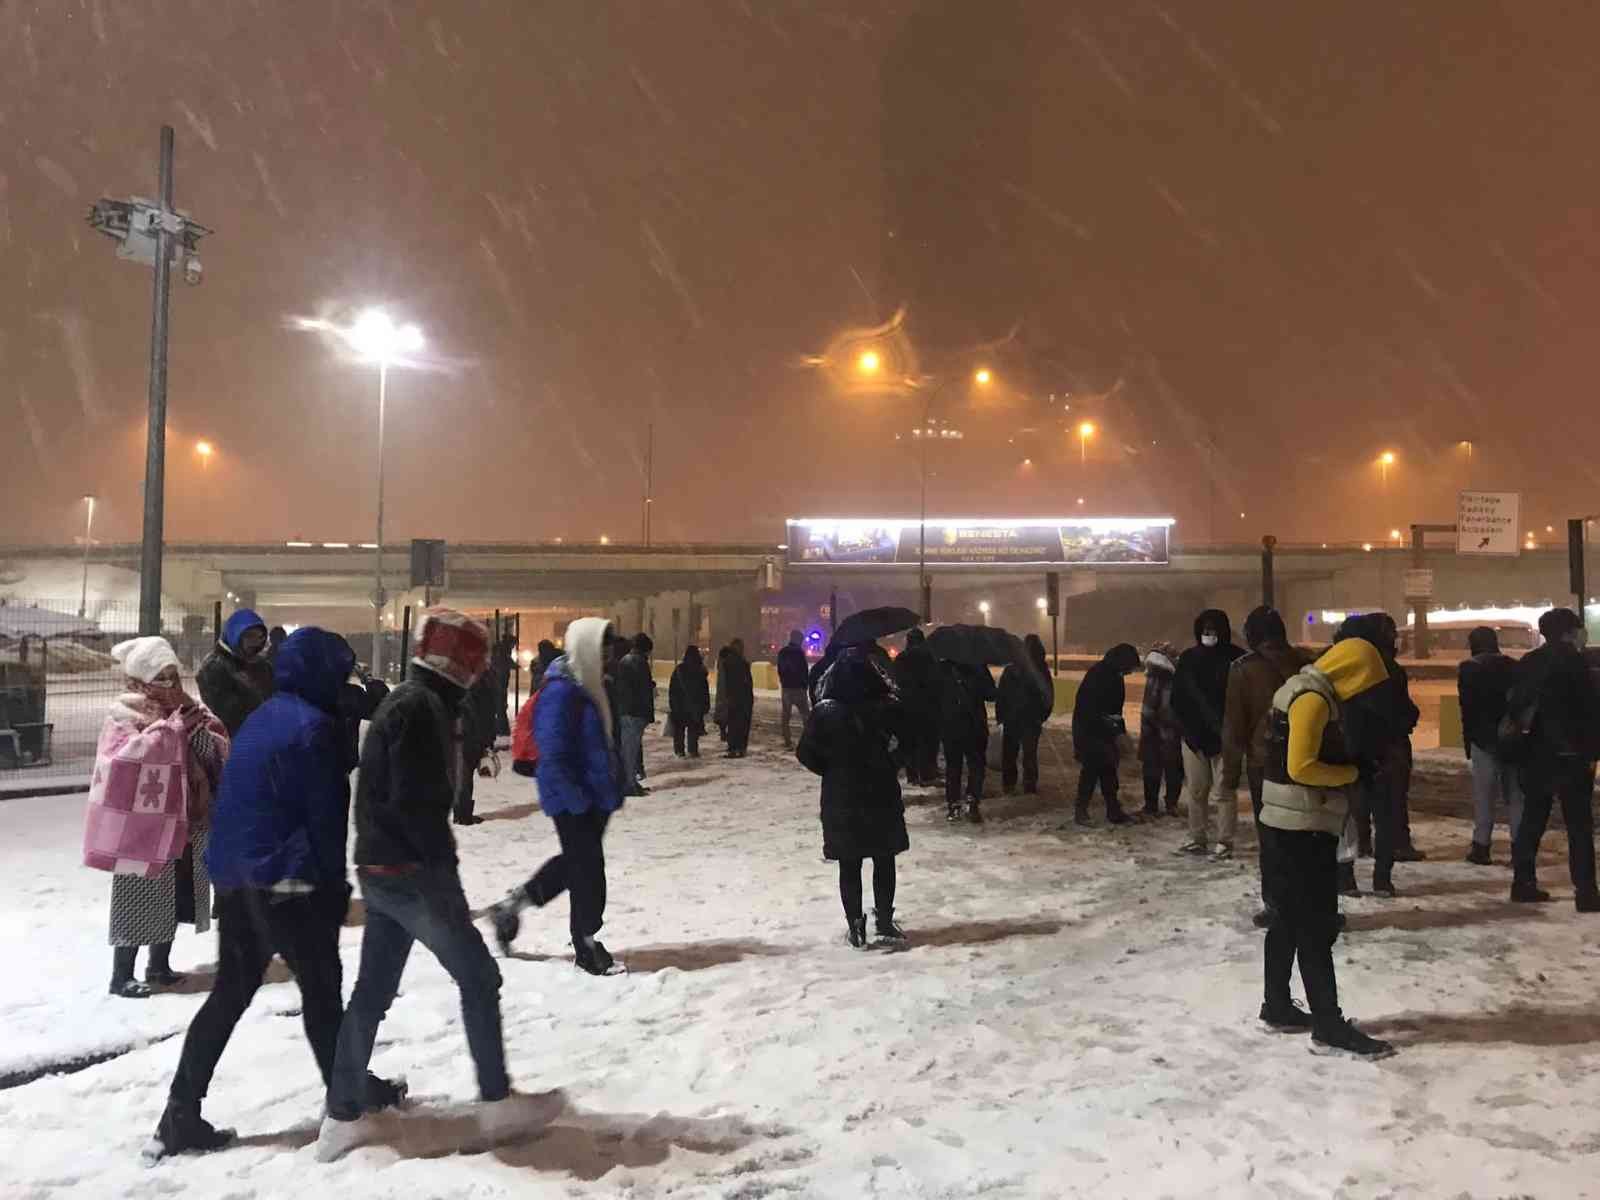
1001;725;1041;791
1513;754;1598;892
727;706;752;754
455;762;478;822
672;718;701;757
1356;769;1398;886
523;808;613;943
1259;826;1340;1024
1248;767;1268;901
1142;757;1183;811
1076;748;1120;813
838;855;896;921
943;733;985;809
168;888;345;1108
904;725;939;783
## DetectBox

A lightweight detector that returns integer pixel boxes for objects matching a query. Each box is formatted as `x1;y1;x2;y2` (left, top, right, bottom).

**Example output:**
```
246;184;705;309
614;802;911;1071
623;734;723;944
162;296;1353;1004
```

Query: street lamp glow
1389;529;1401;541
977;600;991;624
343;308;425;364
1036;596;1048;611
195;439;213;468
857;349;881;375
600;534;610;545
974;368;992;386
1076;420;1096;465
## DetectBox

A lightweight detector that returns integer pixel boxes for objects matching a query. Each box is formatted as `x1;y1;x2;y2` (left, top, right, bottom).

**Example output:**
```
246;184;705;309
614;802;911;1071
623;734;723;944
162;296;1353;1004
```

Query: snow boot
1465;841;1492;866
1337;862;1361;898
1259;1000;1314;1033
143;1101;236;1164
846;915;869;949
1310;1018;1395;1060
1510;881;1552;903
874;910;907;946
574;936;626;976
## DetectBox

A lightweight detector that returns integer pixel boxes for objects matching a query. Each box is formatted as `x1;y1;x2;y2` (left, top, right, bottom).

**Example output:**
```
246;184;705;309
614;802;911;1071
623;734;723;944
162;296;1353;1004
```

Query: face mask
1200;634;1219;648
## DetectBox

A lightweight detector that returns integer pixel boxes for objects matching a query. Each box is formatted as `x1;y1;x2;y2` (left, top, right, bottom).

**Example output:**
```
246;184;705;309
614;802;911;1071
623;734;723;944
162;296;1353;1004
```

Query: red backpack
511;688;545;777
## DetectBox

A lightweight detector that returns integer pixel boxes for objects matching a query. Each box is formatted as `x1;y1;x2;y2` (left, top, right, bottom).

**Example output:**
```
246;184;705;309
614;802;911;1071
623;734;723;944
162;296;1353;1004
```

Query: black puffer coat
1073;643;1139;760
797;650;909;861
669;647;711;733
197;647;274;737
938;661;997;743
997;634;1054;732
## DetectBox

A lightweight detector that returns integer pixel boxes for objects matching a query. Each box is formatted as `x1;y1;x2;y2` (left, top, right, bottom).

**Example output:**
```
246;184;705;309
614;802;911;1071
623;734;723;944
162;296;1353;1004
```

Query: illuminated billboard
785;517;1174;566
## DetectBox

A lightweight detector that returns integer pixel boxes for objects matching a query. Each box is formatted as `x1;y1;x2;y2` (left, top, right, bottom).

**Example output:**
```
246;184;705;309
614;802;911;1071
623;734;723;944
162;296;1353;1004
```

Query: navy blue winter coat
535;656;623;817
205;628;356;891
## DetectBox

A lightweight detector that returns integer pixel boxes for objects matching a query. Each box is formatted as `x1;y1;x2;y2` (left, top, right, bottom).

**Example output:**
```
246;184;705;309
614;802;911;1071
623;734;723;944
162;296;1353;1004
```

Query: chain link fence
0;598;217;790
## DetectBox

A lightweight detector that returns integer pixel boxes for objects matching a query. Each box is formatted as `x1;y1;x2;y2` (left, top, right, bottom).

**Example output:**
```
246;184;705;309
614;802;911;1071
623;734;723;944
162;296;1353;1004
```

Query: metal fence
0;598;217;788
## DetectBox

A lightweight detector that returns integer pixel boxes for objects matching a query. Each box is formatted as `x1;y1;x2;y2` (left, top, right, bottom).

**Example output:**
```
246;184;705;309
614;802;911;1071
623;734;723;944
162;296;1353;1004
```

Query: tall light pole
78;496;97;618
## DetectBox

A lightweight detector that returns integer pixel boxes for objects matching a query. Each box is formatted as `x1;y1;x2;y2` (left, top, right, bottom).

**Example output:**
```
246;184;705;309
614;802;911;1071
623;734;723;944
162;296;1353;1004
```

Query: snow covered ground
5;702;1600;1198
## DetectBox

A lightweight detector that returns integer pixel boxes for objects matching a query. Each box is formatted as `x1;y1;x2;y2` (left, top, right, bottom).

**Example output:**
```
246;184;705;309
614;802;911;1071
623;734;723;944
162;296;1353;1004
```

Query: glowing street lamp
974;367;993;387
857;348;881;375
195;439;214;469
977;600;992;626
1378;450;1396;487
1077;421;1096;465
1035;596;1048;611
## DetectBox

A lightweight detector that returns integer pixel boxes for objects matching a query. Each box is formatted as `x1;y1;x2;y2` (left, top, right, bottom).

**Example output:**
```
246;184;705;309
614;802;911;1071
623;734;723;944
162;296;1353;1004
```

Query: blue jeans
327;864;508;1119
619;716;648;792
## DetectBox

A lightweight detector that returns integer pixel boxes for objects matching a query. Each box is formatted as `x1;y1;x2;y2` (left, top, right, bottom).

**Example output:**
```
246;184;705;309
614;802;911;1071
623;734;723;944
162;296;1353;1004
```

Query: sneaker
142;1103;236;1164
946;806;962;824
965;802;983;825
1259;1000;1314;1033
1175;839;1208;856
314;1113;377;1163
1465;842;1492;866
477;1089;565;1148
111;978;152;999
1310;1019;1396;1060
574;937;626;976
490;901;522;956
846;916;869;949
1210;843;1233;862
1511;883;1552;903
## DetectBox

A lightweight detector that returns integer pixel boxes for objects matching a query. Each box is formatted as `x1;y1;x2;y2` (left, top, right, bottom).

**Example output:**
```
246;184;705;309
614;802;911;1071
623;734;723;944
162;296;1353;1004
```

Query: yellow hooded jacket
1258;638;1390;835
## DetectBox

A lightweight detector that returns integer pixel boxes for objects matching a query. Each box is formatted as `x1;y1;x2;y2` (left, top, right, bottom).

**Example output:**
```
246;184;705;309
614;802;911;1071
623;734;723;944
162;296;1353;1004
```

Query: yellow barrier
751;662;780;690
1053;676;1078;715
1439;693;1463;750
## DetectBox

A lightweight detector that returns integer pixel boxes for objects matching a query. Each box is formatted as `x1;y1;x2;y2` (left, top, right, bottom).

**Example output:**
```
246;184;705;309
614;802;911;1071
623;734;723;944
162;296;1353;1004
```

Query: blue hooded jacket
535;656;623;817
221;608;266;652
206;627;356;891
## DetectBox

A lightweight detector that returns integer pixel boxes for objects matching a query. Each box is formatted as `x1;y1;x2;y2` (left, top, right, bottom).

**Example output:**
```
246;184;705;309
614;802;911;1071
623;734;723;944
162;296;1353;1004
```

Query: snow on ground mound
3;709;1599;1197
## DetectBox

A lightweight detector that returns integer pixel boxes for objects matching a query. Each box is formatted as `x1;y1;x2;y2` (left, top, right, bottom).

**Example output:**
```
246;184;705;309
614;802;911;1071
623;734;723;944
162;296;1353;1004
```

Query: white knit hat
111;636;181;683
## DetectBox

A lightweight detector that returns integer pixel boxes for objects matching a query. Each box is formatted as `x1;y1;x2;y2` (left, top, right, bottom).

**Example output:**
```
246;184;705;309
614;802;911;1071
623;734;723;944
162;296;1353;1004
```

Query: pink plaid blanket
82;709;191;878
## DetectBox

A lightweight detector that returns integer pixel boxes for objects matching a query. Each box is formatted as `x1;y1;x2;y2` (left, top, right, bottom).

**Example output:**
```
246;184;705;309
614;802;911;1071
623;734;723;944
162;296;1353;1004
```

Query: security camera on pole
87;126;211;636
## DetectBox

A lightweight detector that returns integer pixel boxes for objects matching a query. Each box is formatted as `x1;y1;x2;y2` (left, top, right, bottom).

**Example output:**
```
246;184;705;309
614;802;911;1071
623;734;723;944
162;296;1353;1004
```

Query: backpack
511;688;545;777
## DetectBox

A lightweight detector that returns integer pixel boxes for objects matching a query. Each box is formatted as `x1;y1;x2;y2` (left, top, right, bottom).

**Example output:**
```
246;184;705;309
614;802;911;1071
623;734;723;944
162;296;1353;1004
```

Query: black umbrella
832;605;923;648
927;624;1052;705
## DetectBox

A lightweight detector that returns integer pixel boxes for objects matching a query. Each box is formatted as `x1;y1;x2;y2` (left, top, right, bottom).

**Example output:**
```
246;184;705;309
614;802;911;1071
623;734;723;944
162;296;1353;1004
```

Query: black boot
1371;868;1398;900
1074;802;1091;827
1511;880;1552;903
1576;889;1600;913
1310;1017;1395;1059
874;910;907;944
143;1101;236;1163
846;915;868;949
1105;802;1131;825
1259;999;1314;1033
1337;862;1361;898
1465;841;1492;866
965;800;983;824
145;942;185;988
573;936;626;976
111;947;151;999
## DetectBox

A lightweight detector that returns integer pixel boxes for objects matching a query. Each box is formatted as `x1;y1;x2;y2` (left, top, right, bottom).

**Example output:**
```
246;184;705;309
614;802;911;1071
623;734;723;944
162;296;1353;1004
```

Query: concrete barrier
1438;693;1463;750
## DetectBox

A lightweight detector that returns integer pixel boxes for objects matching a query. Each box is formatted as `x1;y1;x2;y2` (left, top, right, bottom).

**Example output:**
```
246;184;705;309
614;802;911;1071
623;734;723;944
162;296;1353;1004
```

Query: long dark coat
797;656;910;861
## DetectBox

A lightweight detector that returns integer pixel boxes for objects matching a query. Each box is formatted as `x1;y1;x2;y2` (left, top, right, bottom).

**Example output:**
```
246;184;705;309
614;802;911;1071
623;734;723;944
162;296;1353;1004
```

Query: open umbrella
831;605;923;648
927;624;1051;705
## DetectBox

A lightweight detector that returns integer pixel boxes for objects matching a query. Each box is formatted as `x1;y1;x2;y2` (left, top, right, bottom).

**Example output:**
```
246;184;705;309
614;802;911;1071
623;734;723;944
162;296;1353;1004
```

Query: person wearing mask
1258;635;1395;1057
1220;607;1313;920
1174;610;1245;859
1137;642;1183;818
454;663;502;825
1072;643;1140;826
319;610;521;1160
722;638;756;757
1458;625;1522;865
938;659;997;823
777;630;812;750
892;628;941;786
1507;608;1600;909
146;629;402;1161
997;634;1054;795
798;647;910;947
668;645;711;758
616;633;658;796
490;618;628;973
86;638;229;998
197;609;274;737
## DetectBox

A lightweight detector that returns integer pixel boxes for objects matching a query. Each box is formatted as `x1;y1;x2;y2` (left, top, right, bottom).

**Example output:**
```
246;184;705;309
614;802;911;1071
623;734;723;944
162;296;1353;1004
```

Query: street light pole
919;391;931;622
138;127;176;637
373;362;389;680
78;496;96;618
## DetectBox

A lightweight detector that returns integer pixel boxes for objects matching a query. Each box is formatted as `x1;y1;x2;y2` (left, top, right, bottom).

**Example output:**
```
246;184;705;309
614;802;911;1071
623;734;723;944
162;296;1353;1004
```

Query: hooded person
1507;607;1600;909
1174;609;1246;858
721;638;756;757
148;629;402;1161
713;644;732;740
1257;636;1394;1057
528;640;559;693
454;659;504;826
489;617;629;975
616;632;657;796
797;647;910;947
997;634;1054;795
89;637;229;999
1071;643;1141;825
1457;625;1523;865
937;658;998;824
1221;607;1314;920
892;628;941;786
266;626;287;664
196;609;274;737
777;630;812;750
319;610;532;1161
1138;642;1184;817
668;644;711;758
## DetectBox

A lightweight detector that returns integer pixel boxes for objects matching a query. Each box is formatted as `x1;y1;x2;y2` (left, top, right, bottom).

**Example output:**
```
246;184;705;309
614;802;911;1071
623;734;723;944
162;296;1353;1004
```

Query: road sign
409;538;446;588
1456;491;1521;557
1402;569;1434;600
1045;571;1061;616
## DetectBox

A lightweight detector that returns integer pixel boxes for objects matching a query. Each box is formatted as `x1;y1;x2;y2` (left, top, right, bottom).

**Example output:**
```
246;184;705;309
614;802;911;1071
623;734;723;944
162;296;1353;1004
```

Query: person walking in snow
319;610;519;1159
87;638;230;998
777;629;812;750
1220;607;1312;921
668;644;711;758
938;659;997;823
798;646;910;948
722;638;756;757
146;629;403;1161
892;628;941;786
1137;642;1183;817
1072;643;1140;826
1257;635;1395;1057
453;663;502;826
998;633;1054;795
489;617;628;974
1457;625;1522;865
1174;609;1245;859
197;608;274;737
616;632;658;795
